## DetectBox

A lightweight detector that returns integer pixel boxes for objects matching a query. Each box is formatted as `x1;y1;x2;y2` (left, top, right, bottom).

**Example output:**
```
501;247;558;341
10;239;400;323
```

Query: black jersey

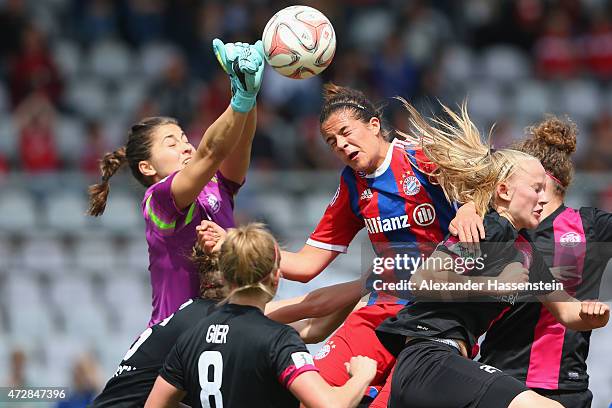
160;303;318;408
480;206;612;391
91;298;216;408
376;210;556;358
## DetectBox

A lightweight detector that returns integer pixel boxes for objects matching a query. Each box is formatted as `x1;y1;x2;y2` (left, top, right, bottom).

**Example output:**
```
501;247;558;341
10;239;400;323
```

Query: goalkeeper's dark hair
191;246;227;301
87;116;178;216
320;83;402;142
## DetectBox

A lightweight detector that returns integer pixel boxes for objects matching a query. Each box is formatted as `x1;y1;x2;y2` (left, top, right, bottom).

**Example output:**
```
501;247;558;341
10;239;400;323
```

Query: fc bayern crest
402;175;421;196
206;194;221;214
314;340;335;360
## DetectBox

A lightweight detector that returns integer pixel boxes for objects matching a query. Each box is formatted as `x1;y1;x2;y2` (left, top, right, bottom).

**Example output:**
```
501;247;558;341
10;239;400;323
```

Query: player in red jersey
278;84;484;407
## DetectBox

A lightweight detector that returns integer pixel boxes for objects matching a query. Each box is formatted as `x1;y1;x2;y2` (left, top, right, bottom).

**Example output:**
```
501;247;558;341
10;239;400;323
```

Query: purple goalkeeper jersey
142;170;240;326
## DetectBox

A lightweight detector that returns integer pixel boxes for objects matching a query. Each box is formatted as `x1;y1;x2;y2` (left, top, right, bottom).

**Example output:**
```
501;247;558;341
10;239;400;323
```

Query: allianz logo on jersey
365;214;410;233
364;204;436;234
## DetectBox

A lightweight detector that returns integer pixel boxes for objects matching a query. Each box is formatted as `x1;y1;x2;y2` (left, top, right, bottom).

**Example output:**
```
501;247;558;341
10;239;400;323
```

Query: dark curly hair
514;115;577;195
191;246;227;301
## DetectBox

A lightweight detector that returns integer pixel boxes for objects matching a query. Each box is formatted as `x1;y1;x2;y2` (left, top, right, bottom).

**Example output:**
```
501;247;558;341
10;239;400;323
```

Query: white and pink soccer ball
262;5;336;79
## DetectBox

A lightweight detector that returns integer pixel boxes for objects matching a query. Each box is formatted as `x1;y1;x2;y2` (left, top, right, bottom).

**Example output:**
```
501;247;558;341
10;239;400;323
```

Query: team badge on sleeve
207;194;221;214
291;352;315;368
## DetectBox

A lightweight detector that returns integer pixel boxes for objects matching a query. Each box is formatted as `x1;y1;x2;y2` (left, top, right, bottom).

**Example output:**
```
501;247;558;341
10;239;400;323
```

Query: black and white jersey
91;298;216;408
377;210;556;358
161;303;318;408
480;206;612;391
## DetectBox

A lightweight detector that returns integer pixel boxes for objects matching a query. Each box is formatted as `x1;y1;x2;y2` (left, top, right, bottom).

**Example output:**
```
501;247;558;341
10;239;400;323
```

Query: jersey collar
366;139;396;178
534;204;567;233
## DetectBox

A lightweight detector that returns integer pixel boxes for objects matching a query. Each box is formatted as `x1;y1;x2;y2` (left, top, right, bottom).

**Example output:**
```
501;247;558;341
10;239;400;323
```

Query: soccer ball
262;5;336;79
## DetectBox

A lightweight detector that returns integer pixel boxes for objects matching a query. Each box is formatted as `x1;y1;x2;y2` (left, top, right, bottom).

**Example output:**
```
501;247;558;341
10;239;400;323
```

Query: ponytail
397;98;536;217
87;147;127;216
86;116;177;217
192;245;227;301
218;223;279;303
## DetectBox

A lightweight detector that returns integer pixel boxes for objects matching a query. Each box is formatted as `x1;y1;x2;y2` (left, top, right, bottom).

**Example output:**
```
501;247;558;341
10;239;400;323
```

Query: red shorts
313;302;403;404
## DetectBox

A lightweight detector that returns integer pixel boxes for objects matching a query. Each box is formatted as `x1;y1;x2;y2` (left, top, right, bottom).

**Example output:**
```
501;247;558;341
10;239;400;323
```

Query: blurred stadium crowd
0;0;611;407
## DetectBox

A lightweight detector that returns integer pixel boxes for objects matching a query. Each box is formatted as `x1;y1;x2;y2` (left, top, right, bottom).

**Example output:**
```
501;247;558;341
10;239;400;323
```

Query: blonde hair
218;223;279;302
397;99;537;217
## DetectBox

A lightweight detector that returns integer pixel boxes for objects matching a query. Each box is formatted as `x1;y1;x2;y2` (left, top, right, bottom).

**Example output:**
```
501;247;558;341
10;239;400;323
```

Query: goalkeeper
87;39;265;327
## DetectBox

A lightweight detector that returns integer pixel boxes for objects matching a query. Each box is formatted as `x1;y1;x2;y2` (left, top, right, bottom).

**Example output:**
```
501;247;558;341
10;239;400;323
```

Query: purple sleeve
216;171;243;197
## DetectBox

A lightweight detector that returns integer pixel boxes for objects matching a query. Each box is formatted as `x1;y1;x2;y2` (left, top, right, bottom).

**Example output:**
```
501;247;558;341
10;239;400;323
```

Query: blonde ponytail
397;99;535;216
218;223;279;303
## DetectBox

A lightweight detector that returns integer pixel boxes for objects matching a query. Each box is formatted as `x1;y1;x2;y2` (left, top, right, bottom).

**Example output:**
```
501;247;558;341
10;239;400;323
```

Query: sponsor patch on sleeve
291;352;314;368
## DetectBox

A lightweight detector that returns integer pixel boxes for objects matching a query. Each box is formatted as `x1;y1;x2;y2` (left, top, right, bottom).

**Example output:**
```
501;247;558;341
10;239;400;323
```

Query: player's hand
579;300;610;329
344;355;377;382
212;39;265;113
196;220;227;253
449;201;485;255
497;262;529;292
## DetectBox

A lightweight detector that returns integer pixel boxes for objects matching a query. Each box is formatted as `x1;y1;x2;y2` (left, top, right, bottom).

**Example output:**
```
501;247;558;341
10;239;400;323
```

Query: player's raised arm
171;40;264;209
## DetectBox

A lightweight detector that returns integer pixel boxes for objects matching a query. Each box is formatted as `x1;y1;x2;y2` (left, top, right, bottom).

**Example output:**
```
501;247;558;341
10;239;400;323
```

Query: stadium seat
65;78;109;119
302;193;333;229
73;234;118;272
52;40;82;79
557;80;601;121
103;274;148;309
440;45;475;85
8;302;55;339
467;82;504;124
0;235;12;271
114;301;151;335
43;192;88;233
62;303;110;340
55;115;86;165
348;9;394;53
111;77;148;119
0;191;36;233
94;332;138;379
512;80;552;121
482;46;531;84
43;334;90;384
123;239;149;271
138;42;180;80
2;276;42;308
249;192;296;231
16;236;67;272
0;113;17;159
87;40;133;82
49;275;95;310
99;192;142;233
